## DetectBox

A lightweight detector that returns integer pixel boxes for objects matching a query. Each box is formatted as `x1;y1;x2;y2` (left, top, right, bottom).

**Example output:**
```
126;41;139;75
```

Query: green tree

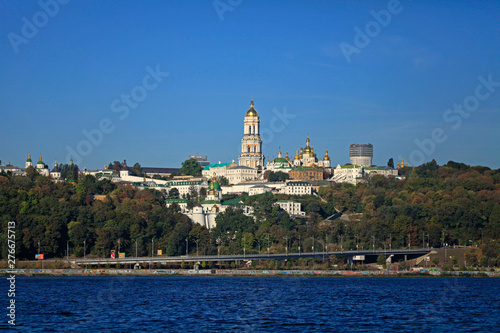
168;188;180;199
465;250;479;267
432;257;440;266
130;163;143;176
268;171;289;182
377;254;386;266
387;158;394;169
180;159;202;176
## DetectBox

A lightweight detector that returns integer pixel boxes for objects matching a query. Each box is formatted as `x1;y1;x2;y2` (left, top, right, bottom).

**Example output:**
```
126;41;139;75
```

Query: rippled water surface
4;277;500;332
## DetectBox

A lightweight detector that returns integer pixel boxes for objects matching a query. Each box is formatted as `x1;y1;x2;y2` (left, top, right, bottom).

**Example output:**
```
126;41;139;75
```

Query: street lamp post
150;237;154;270
243;236;246;257
186;238;188;256
479;228;484;244
134;239;138;258
195;240;199;257
389;234;392;251
267;235;270;257
83;239;86;269
316;239;325;262
298;234;301;256
38;241;43;270
371;235;375;251
283;236;288;256
340;235;343;252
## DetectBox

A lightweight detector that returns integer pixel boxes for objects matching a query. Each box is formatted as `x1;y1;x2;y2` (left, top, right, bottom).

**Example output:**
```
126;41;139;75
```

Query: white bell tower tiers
238;100;264;169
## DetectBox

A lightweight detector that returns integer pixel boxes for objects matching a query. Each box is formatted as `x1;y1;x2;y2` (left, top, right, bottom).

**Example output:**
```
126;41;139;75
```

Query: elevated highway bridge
66;248;431;267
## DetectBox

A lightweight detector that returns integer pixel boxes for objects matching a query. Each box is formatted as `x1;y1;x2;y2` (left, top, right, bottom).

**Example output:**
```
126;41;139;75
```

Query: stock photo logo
213;0;243;21
409;73;499;166
7;0;71;54
339;0;411;64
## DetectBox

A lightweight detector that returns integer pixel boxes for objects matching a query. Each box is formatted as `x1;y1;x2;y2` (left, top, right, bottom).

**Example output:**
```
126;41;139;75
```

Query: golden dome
294;149;301;160
323;149;330;161
285;151;291;161
245;100;259;117
303;137;314;154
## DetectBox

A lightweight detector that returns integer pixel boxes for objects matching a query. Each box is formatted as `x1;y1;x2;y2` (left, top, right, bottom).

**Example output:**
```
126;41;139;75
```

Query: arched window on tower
249;126;251;134
253;125;255;134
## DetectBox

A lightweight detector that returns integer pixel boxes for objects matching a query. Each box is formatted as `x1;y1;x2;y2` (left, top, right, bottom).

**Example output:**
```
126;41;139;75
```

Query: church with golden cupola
238;100;264;169
287;136;331;168
265;137;331;176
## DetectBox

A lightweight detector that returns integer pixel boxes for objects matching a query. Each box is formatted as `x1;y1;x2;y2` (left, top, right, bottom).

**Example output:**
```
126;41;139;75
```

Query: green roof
165;199;188;203
199;200;220;205
276;200;299;203
222;199;244;206
203;162;232;170
340;164;360;169
293;166;318;171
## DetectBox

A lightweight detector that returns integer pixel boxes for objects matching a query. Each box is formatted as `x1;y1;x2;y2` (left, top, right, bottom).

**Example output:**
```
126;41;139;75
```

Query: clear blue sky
1;0;499;170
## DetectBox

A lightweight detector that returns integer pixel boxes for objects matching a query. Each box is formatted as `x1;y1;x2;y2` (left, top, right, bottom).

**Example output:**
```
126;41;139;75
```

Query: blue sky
1;0;499;170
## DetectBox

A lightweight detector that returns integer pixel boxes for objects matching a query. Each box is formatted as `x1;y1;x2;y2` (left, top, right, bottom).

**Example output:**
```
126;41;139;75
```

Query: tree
268;171;289;182
168;188;179;199
217;176;229;186
465;250;479;267
387;158;394;169
180;159;202;176
432;257;440;266
377;254;386;266
130;163;143;176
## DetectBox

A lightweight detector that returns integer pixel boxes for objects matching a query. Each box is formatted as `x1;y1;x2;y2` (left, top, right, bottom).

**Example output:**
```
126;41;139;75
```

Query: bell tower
238;100;264;169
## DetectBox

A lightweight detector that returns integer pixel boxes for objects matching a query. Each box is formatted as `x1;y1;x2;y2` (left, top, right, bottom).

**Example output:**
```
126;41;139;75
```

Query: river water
4;276;500;332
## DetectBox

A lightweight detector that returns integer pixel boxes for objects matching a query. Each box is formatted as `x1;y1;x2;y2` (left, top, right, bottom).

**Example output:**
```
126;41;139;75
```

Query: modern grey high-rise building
349;143;373;167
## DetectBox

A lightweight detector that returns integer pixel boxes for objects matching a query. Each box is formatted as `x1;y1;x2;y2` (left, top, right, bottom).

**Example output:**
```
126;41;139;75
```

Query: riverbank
2;268;499;277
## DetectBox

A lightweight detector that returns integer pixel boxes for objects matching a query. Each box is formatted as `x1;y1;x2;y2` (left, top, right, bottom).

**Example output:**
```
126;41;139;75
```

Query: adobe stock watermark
65;64;169;164
233;106;294;161
7;0;71;54
6;221;16;326
213;0;243;22
261;106;295;148
409;74;499;166
339;0;411;64
407;278;464;330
